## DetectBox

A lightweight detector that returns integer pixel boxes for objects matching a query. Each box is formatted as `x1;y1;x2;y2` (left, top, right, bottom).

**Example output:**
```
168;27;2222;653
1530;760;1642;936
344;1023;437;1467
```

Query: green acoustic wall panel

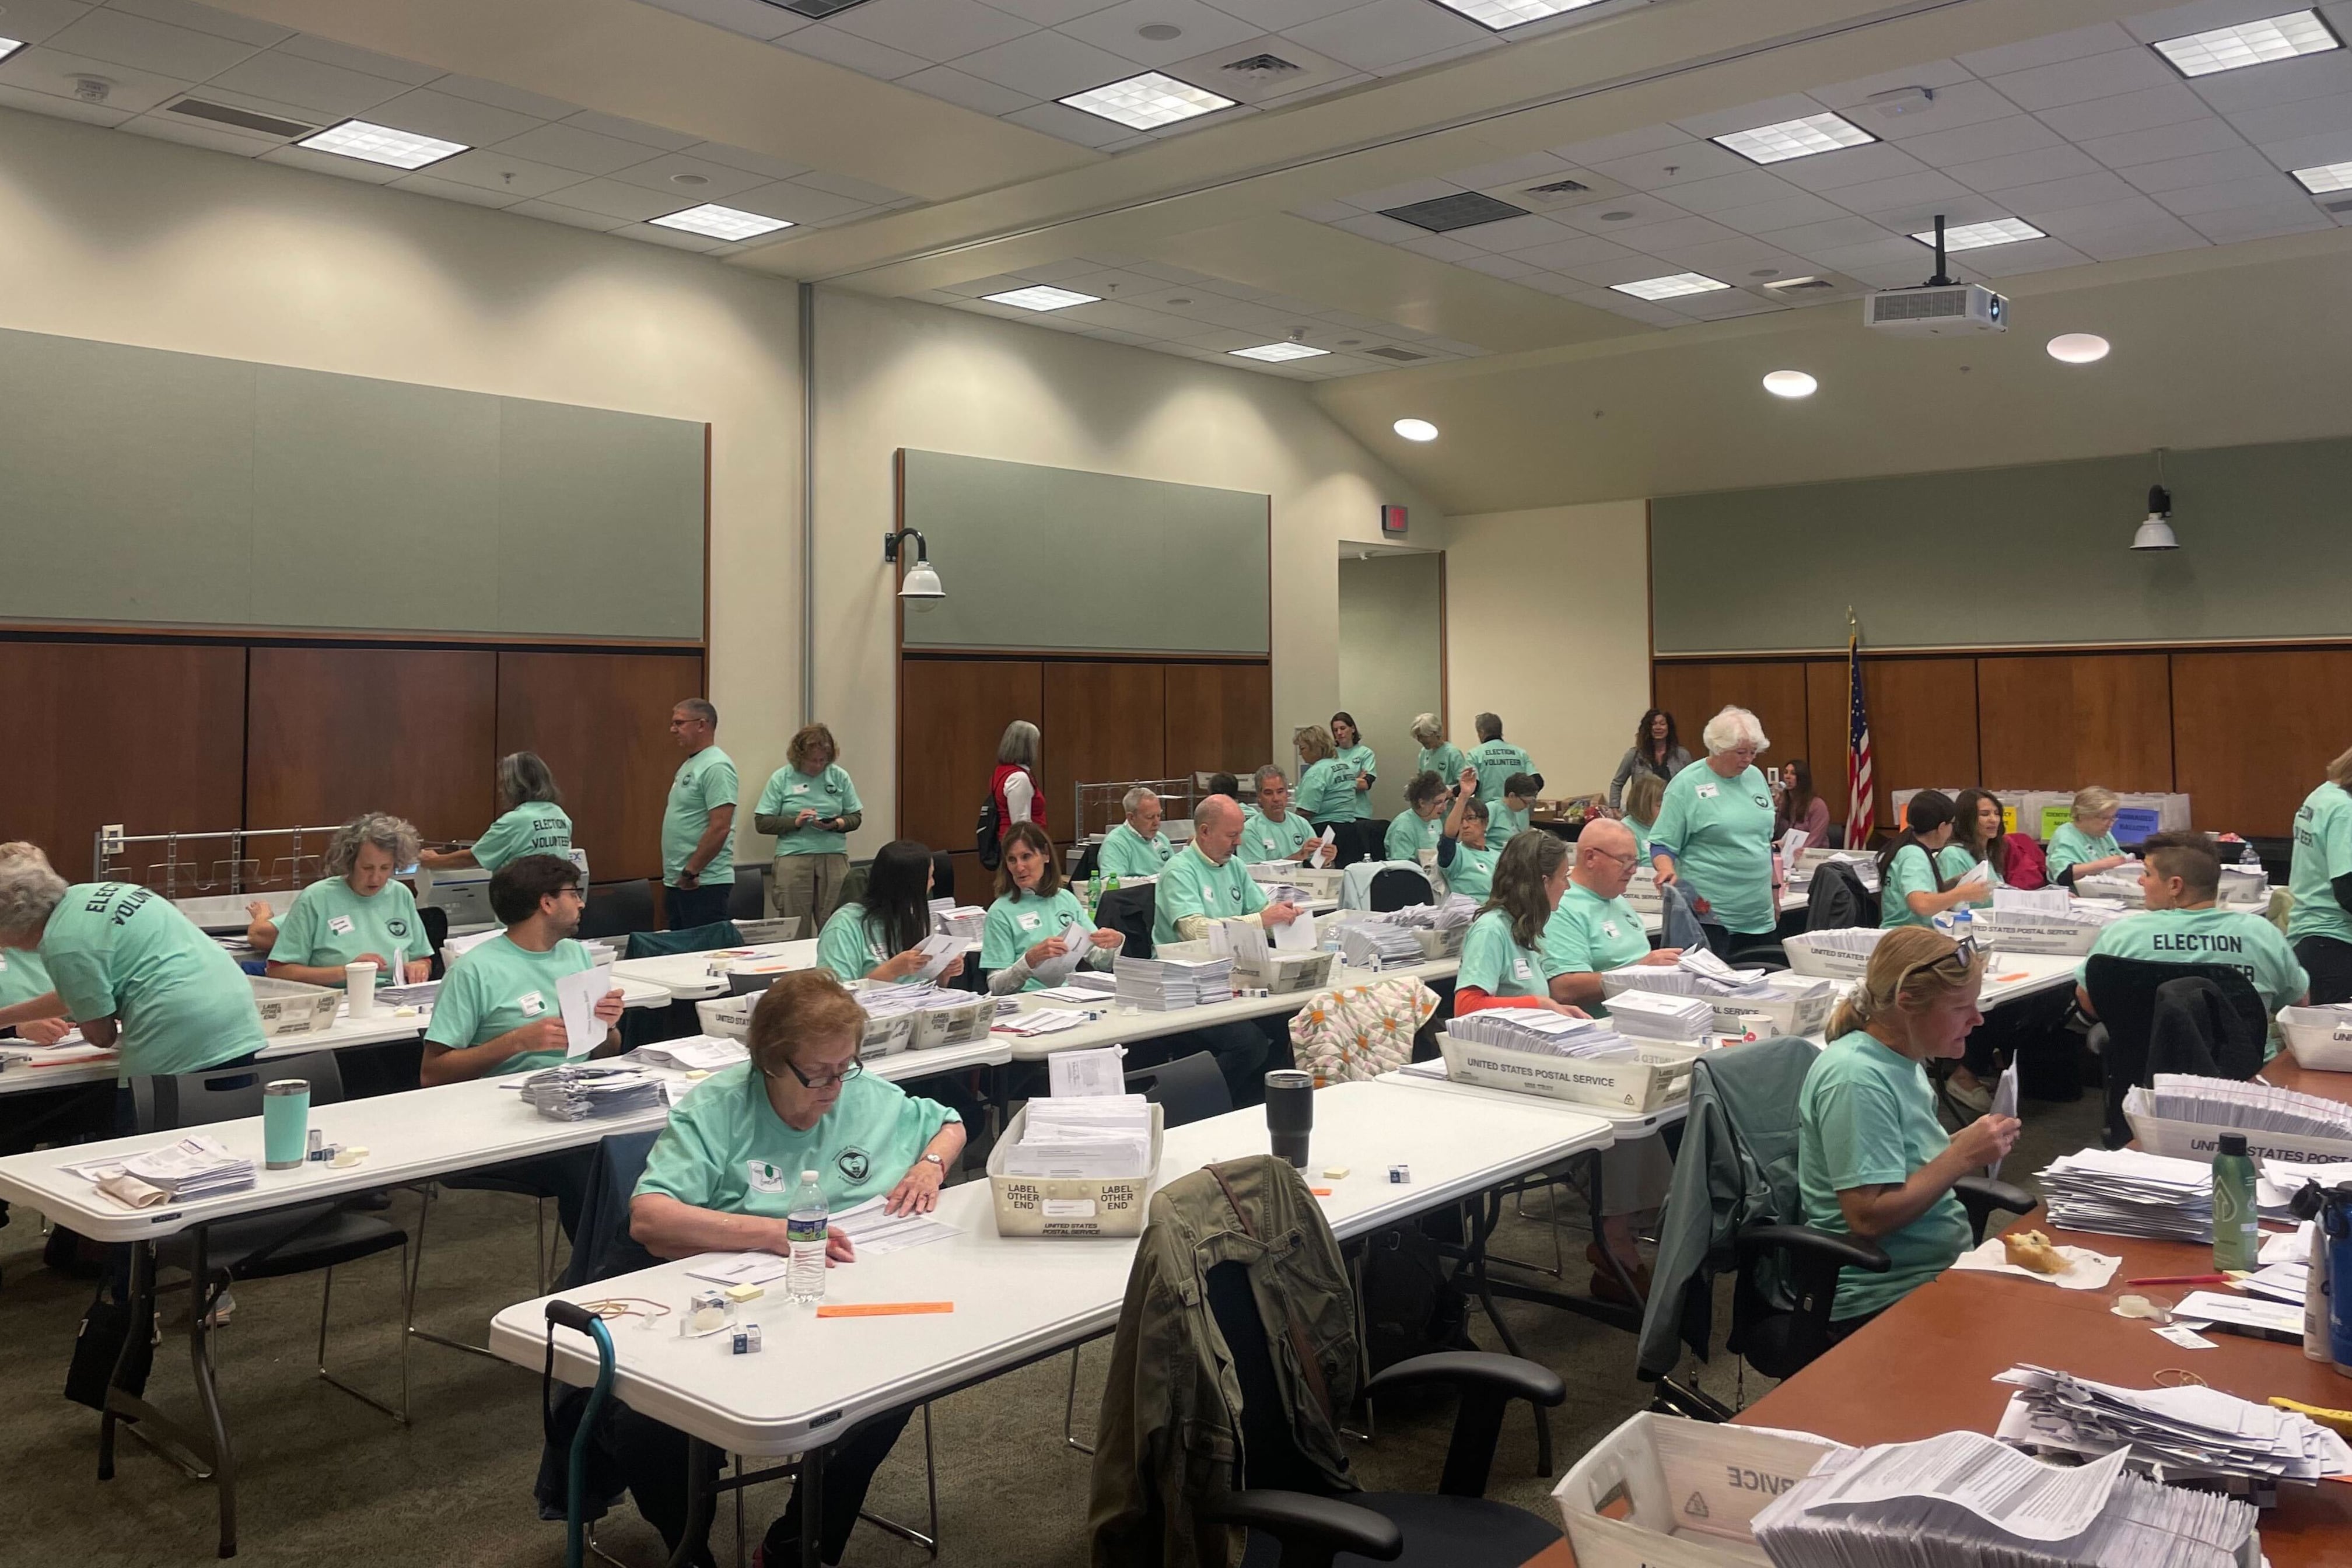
900;450;1269;654
1650;436;2352;653
0;326;704;640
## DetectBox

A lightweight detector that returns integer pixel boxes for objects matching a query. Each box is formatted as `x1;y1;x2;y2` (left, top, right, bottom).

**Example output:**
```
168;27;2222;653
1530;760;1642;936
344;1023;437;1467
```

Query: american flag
1846;629;1875;850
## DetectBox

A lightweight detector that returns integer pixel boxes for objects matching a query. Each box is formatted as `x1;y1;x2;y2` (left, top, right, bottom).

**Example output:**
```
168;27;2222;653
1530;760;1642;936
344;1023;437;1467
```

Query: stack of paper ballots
1449;1007;1625;1058
1601;989;1713;1042
1994;1363;2352;1485
2036;1147;2210;1242
124;1135;254;1199
1113;956;1234;1010
1338;919;1426;969
998;1094;1153;1178
519;1065;668;1121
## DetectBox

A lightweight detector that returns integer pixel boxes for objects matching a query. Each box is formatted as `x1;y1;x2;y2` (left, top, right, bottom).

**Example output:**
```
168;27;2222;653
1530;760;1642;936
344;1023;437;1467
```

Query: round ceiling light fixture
1392;418;1439;442
2046;332;2110;364
1762;370;1818;399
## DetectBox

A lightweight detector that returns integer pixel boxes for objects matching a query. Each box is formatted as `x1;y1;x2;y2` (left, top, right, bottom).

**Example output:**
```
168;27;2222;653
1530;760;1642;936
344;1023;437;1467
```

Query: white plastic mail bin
1437;1031;1700;1114
986;1101;1165;1238
250;975;339;1037
1555;1412;1843;1568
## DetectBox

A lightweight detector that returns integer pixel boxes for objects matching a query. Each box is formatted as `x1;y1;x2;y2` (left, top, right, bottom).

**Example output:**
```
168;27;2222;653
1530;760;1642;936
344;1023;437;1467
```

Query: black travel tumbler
1264;1069;1313;1167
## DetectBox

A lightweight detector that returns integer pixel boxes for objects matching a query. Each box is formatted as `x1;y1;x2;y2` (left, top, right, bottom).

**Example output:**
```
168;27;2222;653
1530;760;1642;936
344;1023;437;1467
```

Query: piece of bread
2002;1229;2064;1275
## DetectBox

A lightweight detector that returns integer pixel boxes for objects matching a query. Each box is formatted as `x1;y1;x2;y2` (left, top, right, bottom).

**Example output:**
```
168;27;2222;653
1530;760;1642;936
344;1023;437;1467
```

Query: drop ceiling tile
2260;125;2352;168
561;109;701;151
1510;232;1637;271
1652;167;1801;214
1584;137;1751;190
1291;196;1359;222
678;141;811;181
0;0;96;47
1811;58;1976;110
786;23;932;78
1805;235;1934;275
1707;190;1859;233
1057;0;1258;66
2122;143;2284;191
1450;213;1582;252
612;219;727;252
0;47;188;113
830;0;1036;63
1331;211;1423;243
1899;113;2065;169
1770;139;1927;191
1255;68;1370;107
1550;192;1695;233
370;86;544;147
1615;214;1741;252
951;27;1136;94
1944;144;2103;192
2077;114;2249;169
1567;288;1682;326
1545;122;1688;167
43;8;256;78
2148;173;2304;214
269;33;444;85
389;170;528;209
792;167;909;203
1867;80;2035;141
1955;22;2136;78
260;142;407;183
1559;251;1688;289
512;176;674;220
117;108;274;154
1990;48;2179;113
0;78;130;125
506;197;634;232
1659;237;1817;277
421;150;589;200
199;49;407;118
2036;80;2214;142
1395;232;1482;260
1001;97;1130;143
1456;251;1543;278
984;0;1121;23
2185;200;2334;242
1956;236;2092;275
602;149;775;199
2066;215;2211;257
491;120;663;174
1668;92;1831;143
2189;49;2352;112
638;0;814;40
106;0;288;48
426;74;579;123
1283;0;1487;74
1752;214;1900;253
1443;148;1572;188
2224;88;2352;146
1662;289;1784;320
1982;169;2143;215
1825;168;1975;212
1345;176;1462;209
1514;271;1587;297
898;61;1038;113
727;178;874;222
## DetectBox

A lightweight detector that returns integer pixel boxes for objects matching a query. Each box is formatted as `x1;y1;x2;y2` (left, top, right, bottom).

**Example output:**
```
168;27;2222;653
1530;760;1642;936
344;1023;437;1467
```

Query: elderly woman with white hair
1410;713;1467;799
264;813;435;991
1097;786;1173;879
1650;706;1782;959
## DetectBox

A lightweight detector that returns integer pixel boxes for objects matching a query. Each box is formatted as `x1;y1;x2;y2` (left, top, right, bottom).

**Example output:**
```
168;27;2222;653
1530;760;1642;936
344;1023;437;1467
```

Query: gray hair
1410;713;1444;746
674;697;718;729
996;720;1041;770
1194;794;1241;831
1700;705;1769;757
1121;786;1159;817
1474;711;1503;741
0;842;68;943
497;751;561;810
324;813;423;879
1254;764;1288;792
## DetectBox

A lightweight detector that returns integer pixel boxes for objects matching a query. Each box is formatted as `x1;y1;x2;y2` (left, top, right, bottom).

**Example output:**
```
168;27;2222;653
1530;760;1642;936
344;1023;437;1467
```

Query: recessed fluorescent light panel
1059;72;1234;130
1910;218;2043;250
650;204;794;240
297;119;467;170
1230;342;1329;361
1426;0;1605;32
0;37;24;62
2152;9;2339;76
2292;161;2352;193
1611;272;1730;300
982;285;1101;312
1712;111;1875;164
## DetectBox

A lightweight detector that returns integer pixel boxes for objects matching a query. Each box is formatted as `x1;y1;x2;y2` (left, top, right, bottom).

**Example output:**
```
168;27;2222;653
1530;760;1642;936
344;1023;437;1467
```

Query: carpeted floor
0;1084;2101;1567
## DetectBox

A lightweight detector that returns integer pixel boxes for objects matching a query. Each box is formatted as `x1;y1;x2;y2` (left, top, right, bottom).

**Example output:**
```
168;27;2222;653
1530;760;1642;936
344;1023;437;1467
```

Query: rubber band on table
2153;1367;2207;1388
578;1297;672;1324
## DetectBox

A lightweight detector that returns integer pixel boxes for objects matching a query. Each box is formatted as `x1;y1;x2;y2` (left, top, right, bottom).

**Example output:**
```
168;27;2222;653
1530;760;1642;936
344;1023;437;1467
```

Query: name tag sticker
1696;783;1719;799
1602;922;1620;938
788;782;807;794
519;991;546;1017
747;1161;786;1194
1017;912;1041;931
328;915;355;935
1512;958;1531;980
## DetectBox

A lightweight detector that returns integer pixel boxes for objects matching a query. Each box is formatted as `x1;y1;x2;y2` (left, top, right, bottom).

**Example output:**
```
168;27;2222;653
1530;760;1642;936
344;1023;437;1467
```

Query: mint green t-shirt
2289;783;2352;945
424;932;597;1077
636;1065;957;1217
816;902;898;984
1946;844;2002;895
1468;740;1532;805
1384;809;1440;863
271;876;432;984
1443;841;1499;901
1152;845;1268;947
1296;758;1356;821
1488;803;1532;847
663;746;739;887
40;883;265;1080
1458;908;1550;998
2078;905;2309;1012
1626;816;1654;860
1331;744;1377;821
1240;808;1312;864
981;887;1102;989
1417;743;1468;793
1798;1030;1971;1320
1650;761;1778;935
1541;883;1652;1002
472;804;574;872
757;763;861;859
1097;822;1174;880
2045;822;2119;883
0;947;55;1013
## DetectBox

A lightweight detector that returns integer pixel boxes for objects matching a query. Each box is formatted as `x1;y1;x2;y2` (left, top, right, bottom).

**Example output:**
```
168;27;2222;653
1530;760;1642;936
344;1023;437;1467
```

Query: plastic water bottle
2239;839;2263;869
2211;1133;2257;1273
785;1170;829;1305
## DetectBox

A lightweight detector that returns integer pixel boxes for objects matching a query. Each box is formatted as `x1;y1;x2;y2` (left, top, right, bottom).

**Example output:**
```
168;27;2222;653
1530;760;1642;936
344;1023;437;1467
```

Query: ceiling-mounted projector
1863;214;2007;336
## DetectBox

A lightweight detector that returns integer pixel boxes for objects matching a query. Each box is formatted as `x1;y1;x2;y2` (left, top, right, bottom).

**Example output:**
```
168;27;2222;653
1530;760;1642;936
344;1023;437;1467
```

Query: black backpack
975;794;1003;870
1356;1220;1474;1372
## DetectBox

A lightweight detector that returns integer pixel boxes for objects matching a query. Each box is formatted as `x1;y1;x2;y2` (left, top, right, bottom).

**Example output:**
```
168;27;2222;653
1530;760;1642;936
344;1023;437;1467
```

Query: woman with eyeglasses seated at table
1797;927;2021;1339
624;968;965;1568
813;839;965;986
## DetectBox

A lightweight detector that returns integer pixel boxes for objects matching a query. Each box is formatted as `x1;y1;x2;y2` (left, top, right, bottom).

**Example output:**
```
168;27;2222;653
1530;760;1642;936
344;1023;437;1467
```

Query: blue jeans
664;881;730;930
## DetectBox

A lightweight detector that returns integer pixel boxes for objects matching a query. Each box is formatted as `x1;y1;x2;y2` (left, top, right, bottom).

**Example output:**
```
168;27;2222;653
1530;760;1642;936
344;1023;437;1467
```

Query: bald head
1193;794;1245;863
1573;820;1641;899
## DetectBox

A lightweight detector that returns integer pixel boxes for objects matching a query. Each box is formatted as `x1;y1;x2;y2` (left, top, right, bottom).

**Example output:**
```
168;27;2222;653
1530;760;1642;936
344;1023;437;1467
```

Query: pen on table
2125;1272;2249;1286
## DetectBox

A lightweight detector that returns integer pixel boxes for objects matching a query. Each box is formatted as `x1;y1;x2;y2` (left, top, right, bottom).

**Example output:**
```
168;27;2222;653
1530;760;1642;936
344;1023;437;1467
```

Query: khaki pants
1600;1136;1674;1219
768;852;849;935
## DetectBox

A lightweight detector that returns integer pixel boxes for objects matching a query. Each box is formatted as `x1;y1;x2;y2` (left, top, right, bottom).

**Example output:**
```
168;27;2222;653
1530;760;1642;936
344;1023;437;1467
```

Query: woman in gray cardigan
1609;708;1692;808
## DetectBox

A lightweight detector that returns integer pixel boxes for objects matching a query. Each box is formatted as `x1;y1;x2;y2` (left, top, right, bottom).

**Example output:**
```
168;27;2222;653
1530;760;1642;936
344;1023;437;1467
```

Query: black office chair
1368;867;1432;914
136;1052;412;1422
419;905;452;979
2083;956;2269;1148
579;879;657;941
1072;839;1103;883
1803;862;1877;930
625;921;744;962
727;867;766;922
1096;884;1157;958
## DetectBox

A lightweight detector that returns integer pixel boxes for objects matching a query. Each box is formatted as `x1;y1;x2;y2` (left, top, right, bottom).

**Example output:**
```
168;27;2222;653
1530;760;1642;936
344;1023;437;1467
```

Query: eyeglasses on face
768;1055;864;1090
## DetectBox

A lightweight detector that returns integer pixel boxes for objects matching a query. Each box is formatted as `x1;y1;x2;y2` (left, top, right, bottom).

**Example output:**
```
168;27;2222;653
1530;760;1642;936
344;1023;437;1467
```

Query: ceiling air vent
1222;53;1301;76
2323;196;2352;214
1379;192;1530;233
1364;346;1429;361
766;0;873;18
1525;177;1590;195
166;97;317;138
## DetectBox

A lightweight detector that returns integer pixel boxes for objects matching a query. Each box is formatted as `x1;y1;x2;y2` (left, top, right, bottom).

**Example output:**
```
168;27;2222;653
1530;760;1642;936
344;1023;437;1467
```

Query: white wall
1339;552;1446;820
1444;501;1651;799
810;289;1440;852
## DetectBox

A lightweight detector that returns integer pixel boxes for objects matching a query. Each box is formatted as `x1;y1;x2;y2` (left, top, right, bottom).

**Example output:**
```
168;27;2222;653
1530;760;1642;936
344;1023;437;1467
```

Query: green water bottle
2211;1132;2257;1272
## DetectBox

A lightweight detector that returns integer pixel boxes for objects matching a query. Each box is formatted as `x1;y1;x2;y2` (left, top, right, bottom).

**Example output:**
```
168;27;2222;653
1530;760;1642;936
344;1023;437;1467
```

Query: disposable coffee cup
1264;1069;1314;1167
345;961;379;1016
263;1079;311;1170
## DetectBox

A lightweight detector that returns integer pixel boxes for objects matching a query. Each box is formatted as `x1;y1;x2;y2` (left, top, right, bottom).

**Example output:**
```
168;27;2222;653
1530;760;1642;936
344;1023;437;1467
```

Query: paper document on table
1788;1430;2129;1542
1270;907;1316;951
994;1009;1086;1038
909;933;962;985
1030;918;1094;988
2233;1259;2306;1306
1777;829;1808;880
833;1195;958;1256
1992;886;2069;916
2174;1289;2304;1339
1986;1060;2021;1178
556;963;614;1058
632;1035;750;1072
684;1252;793;1287
1049;1045;1125;1097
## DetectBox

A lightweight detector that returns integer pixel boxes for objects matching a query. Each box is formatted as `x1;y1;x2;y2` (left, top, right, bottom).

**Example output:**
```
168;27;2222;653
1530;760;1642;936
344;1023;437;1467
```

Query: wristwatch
919;1152;947;1172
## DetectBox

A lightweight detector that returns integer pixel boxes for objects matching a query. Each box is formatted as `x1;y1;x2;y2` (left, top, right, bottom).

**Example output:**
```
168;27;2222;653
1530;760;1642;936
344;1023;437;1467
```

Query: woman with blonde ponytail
1800;928;2022;1331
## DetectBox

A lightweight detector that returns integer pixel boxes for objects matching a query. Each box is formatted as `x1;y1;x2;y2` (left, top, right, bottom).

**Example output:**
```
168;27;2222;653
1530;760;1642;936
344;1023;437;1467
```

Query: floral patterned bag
1287;977;1439;1086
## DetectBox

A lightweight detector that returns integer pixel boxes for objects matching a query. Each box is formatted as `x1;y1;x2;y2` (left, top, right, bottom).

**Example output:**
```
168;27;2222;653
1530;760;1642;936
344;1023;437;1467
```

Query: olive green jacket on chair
1087;1155;1360;1568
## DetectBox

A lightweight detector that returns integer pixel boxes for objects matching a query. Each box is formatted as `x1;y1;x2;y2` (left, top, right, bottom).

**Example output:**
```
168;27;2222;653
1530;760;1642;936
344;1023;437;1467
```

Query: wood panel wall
0;636;699;888
1654;645;2352;838
1165;663;1275;789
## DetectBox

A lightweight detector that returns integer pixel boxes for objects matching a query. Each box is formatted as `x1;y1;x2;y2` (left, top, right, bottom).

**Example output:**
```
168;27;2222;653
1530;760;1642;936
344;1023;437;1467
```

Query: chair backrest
419;905;452;979
1096;884;1156;958
727;867;766;921
1368;867;1432;914
1803;862;1877;930
137;1049;347;1135
557;1128;663;1290
2084;955;2268;1144
625;920;744;961
1206;1259;1342;1496
578;878;656;941
1071;839;1102;883
1124;1051;1234;1128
